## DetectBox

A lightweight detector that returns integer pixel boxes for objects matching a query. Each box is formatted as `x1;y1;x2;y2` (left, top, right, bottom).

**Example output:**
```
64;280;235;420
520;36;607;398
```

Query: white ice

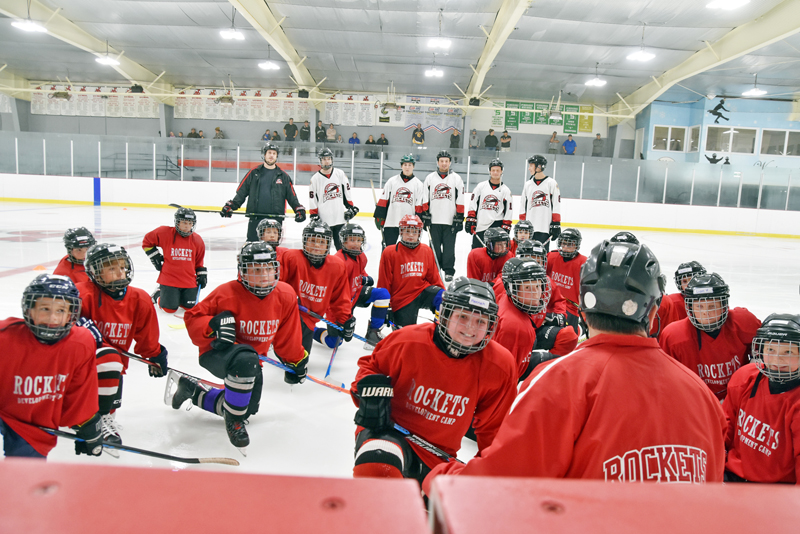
0;202;797;475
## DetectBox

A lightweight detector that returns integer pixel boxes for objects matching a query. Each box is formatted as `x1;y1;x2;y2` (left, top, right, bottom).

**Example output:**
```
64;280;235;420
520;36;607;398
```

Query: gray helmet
438;277;499;358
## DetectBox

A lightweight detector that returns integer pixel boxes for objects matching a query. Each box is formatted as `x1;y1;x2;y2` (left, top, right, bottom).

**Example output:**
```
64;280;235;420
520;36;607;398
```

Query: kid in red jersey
176;242;307;451
515;239;567;320
257;217;289;266
378;215;445;328
653;261;707;338
546;228;587;336
723;314;800;484
351;277;517;484
53;227;95;285
466;228;512;283
0;275;102;458
143;208;206;313
508;220;534;257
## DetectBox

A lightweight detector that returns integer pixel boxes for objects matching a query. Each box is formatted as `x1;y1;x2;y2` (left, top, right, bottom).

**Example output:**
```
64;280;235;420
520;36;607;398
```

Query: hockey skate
150;288;160;306
444;274;454;283
224;412;249;455
164;369;210;409
100;413;122;458
363;326;384;350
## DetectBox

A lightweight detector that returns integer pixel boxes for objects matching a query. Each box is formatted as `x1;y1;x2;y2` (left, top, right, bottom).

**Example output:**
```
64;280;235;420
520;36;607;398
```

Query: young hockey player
378;215;445;328
177;242;308;450
256;218;288;265
0;274;102;458
508;220;534;257
77;243;168;451
660;273;761;401
423;241;726;487
421;150;465;283
466;228;512;283
281;221;355;354
143;207;207;313
374;154;425;246
351;277;517;484
465;159;513;249
519;155;561;251
723;314;800;484
309;147;358;251
515;239;568;320
656;261;707;335
54;227;96;285
546;228;587;336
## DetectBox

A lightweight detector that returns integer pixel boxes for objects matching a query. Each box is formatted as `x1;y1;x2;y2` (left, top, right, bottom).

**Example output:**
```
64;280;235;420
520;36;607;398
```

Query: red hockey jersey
142;226;205;288
280;249;351;330
53;256;89;286
378;242;444;310
546;251;586;316
0;319;98;456
184;280;304;364
352;323;517;469
660;308;761;400
335;249;368;304
659;292;688;331
467;248;511;283
424;333;726;489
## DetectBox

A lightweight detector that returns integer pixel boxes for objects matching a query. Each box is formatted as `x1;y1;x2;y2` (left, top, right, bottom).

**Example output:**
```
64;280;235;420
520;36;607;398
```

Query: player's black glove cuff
549;221;561;239
362;276;374;287
345;206;359;220
342;316;357;342
544;313;566;328
534;325;561;351
294;207;307;223
282;352;308;385
421;212;432;230
72;413;103;456
354;374;393;432
220;201;234;218
148;345;169;378
76;317;103;348
146;248;164;271
465;218;477;235
209;311;236;349
195;267;208;289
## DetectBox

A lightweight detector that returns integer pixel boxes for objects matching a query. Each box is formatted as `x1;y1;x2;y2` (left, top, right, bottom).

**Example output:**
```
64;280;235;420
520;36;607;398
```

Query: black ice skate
363;326;384;350
224;412;250;454
100;413;122;458
171;374;199;410
150;288;160;306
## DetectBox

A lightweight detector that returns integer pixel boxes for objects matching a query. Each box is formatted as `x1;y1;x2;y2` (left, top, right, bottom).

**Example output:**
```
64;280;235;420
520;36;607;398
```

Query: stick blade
198;457;241;466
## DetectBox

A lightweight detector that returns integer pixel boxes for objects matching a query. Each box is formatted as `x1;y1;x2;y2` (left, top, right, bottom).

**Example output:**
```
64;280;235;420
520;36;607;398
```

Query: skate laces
101;413;123;439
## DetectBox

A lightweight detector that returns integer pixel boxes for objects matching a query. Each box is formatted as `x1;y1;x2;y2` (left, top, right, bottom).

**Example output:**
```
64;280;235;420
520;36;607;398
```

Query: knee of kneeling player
354;438;405;479
160;305;178;313
227;347;260;377
313;327;340;348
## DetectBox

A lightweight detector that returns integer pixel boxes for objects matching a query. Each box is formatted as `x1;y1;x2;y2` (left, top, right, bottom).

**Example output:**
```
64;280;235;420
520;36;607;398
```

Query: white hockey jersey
375;174;425;228
520;174;561;233
468;180;513;232
309;167;354;227
422;171;465;225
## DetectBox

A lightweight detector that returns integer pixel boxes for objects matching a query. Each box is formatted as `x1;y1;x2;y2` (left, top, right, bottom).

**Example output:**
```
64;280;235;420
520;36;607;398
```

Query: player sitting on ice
466;227;512;283
143;207;207;314
509;220;534;256
660;273;761;401
723;314;800;484
54;227;96;285
175;242;307;452
77;244;168;455
652;261;707;338
350;277;517;484
281;221;354;355
545;228;587;337
515;239;568;323
0;274;102;459
378;215;445;328
257;217;288;266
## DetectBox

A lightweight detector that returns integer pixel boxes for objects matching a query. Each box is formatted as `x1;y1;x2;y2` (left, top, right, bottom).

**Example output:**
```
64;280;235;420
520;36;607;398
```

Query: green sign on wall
563;105;580;134
519;102;534;124
505;101;519;131
534;103;550;125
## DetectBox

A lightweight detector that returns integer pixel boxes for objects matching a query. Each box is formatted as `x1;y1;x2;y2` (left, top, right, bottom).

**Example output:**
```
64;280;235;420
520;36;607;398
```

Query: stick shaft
297;305;368;344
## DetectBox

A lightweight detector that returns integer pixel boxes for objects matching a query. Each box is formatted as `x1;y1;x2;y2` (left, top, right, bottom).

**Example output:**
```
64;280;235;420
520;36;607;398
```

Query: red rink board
0;459;428;534
429;476;800;534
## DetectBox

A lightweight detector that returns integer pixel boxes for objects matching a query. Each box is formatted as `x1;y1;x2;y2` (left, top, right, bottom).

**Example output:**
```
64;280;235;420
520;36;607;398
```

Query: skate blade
363;341;376;351
236;447;247;457
163;370;179;406
103;447;120;459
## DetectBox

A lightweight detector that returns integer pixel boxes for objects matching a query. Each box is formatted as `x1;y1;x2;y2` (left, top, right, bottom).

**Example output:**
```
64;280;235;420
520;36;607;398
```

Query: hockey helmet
237;241;280;297
22;274;82;344
502;257;551;314
516;239;547;269
174;207;196;237
302;221;332;264
339;223;366;257
63;227;96;264
527;155;547;171
674;261;706;292
438;277;499;357
751;313;800;384
484;228;510;259
557;228;582;260
399;214;423;249
85;243;134;292
684;273;730;332
256;218;283;248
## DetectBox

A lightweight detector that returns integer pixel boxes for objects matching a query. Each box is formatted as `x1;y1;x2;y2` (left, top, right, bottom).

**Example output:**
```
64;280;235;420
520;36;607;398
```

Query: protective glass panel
99;137;127;179
156;139;182;181
0;133;15;174
692;165;722;206
760;167;790;210
761;130;786;155
718;167;740;207
181;139;210;182
18;133;44;175
664;162;693;205
582;158;610;200
637;160;667;203
551;154;582;200
608;159;639;202
71;135;98;177
44;133;72;177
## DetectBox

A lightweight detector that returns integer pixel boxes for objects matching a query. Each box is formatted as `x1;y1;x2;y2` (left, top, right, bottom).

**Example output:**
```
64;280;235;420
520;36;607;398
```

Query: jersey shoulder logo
323;182;341;202
393;187;414;205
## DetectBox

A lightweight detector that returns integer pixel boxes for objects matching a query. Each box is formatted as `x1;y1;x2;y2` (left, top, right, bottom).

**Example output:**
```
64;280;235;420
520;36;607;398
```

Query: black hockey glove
148;345;168;378
522;350;561;381
72;413;103;456
345;206;359;221
549;221;561;240
342;316;357;342
362;275;374;288
534;325;562;351
354;374;393;432
544;312;566;328
209;311;236;349
465;217;477;235
421;212;432;230
282;351;309;385
145;247;164;271
195;267;208;289
220;201;234;218
374;216;385;230
76;317;103;348
294;207;307;223
452;214;464;233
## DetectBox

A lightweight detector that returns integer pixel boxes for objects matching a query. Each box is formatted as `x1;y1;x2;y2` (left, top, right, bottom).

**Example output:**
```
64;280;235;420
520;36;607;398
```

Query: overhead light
96;40;120;66
707;0;750;10
428;10;451;49
742;73;766;97
627;24;655;62
548;111;562;121
12;19;46;32
221;8;245;40
258;60;280;70
585;62;606;86
425;67;444;78
48;91;71;101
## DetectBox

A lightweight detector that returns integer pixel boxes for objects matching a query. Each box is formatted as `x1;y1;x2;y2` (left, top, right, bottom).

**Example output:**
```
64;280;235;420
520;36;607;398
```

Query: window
787;132;800;156
705;127;727;152
688;126;700;152
761;130;786;155
652;126;669;151
652;126;685;152
706;126;757;154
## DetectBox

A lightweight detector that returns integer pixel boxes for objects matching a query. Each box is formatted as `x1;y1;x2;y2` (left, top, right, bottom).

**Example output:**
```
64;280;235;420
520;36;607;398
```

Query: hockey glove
374;217;385;230
309;214;321;224
282;351;309;385
362;275;374;288
345;206;359;221
195;267;208;289
534;325;562;351
521;350;561;381
326;321;344;341
452;214;464;233
549;221;561;240
465;217;477;235
209;311;237;349
342;316;357;342
220;201;234;218
421;212;432;230
501;222;512;233
72;413;103;456
544;313;566;328
76;317;103;348
354;374;393;432
294;207;307;223
148;345;169;378
145;247;164;271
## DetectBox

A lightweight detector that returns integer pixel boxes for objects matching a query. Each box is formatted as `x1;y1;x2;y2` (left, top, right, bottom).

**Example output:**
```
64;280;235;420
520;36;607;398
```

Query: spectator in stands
178;132;184;138
365;135;377;159
484;129;498;153
315;121;326;142
592;133;604;157
283;118;297;155
198;130;205;139
271;131;281;141
300;121;311;142
548;132;559;154
450;129;461;163
562;134;576;156
214;127;225;140
187;128;200;139
169;132;175;138
412;123;425;146
500;130;512;152
262;129;271;142
377;133;389;146
349;132;361;155
469;129;480;163
327;123;337;143
335;134;344;158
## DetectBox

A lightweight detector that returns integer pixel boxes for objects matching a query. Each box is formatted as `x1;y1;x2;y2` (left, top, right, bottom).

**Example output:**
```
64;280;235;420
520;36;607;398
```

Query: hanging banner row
494;102;594;134
31;85;160;118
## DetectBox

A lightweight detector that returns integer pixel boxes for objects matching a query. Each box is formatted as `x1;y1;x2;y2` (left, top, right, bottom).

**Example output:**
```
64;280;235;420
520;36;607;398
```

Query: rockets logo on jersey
97;321;133;345
735;408;780;457
393;187;414;205
479;195;501;213
432;183;453;201
239;319;280;344
530;191;550;208
400;262;425;278
322;183;341;202
298;279;328;303
170;247;194;262
551;272;575;290
697;355;742;387
604;445;708;483
404;378;469;426
13;373;69;404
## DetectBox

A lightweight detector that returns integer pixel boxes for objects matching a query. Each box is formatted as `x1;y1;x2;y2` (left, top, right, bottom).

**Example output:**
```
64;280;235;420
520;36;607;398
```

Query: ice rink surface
1;201;798;475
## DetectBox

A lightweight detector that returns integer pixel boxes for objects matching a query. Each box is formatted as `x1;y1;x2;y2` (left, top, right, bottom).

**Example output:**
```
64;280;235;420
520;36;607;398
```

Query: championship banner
490;102;504;128
534;103;550;125
519;102;534;125
234;90;250;121
563;104;579;134
265;90;281;122
579;105;594;133
341;94;358;126
504;101;519;131
203;89;220;120
357;95;373;126
249;90;266;121
189;89;204;119
281;91;297;122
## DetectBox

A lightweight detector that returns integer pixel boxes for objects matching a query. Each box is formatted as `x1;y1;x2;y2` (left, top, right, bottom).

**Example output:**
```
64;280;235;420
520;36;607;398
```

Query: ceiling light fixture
96;40;120;66
627;24;655;62
259;45;280;70
742;73;766;97
706;0;750;10
220;8;245;40
425;53;444;78
548;91;563;121
585;62;607;87
428;9;451;49
11;0;46;32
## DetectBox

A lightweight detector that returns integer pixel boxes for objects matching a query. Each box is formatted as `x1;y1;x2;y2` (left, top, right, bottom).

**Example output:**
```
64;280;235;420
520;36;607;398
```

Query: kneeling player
143;207;207;313
0;275;102;459
350;278;517;484
54;227;96;285
723;314;800;484
515;239;568;321
178;242;307;451
654;261;707;337
257;218;288;265
466;228;512;283
546;228;587;336
509;220;534;257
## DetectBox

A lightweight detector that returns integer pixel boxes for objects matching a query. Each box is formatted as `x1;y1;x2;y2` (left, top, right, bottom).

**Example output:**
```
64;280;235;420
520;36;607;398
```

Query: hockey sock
354;439;404;479
368;288;391;329
198;387;224;416
313;326;339;349
96;347;124;414
222;375;255;420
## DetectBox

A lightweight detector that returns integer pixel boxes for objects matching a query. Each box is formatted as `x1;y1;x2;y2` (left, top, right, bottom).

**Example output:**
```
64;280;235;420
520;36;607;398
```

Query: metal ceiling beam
466;0;532;99
610;0;800;124
0;66;32;101
0;0;174;103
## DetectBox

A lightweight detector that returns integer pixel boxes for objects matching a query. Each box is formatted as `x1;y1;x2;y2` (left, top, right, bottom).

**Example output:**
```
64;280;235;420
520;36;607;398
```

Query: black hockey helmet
438;277;499;357
85;243;134;292
580;241;665;327
513;220;535;242
488;158;504;171
437;150;452;162
261;143;279;157
557;228;582;260
302;220;332;264
674;261;707;292
502;257;551;314
610;231;639;245
751;313;800;384
318;147;334;160
400;154;416;164
63;227;96;264
22;274;82;344
516;239;547;269
484;228;510;259
527;154;547;170
237;241;279;297
684;272;729;332
399;214;423;249
174;207;196;237
339;223;366;257
256;218;283;248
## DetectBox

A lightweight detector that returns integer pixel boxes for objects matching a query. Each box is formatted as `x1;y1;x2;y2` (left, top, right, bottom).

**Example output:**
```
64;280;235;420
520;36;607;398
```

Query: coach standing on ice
220;143;306;241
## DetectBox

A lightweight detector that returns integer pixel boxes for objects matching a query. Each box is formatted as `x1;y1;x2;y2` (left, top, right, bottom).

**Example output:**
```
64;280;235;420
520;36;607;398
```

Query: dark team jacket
230;164;303;217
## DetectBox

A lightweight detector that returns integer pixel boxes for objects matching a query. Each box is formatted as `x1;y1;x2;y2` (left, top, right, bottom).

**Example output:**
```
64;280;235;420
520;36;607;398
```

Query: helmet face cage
302;224;332;263
484;229;509;259
685;295;729;332
751;315;800;383
339;224;366;256
507;273;551;314
438;301;498;356
514;221;534;242
674;262;707;292
238;258;280;297
63;227;96;264
86;245;133;291
174;209;197;238
257;218;283;248
399;216;422;249
516;240;547;269
21;275;82;343
557;231;581;260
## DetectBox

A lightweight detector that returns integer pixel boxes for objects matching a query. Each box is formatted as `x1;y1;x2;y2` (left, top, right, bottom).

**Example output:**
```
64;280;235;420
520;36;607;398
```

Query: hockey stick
168;203;284;219
324;338;343;382
38;426;239;466
258;354;347;392
426;228;443;277
106;342;223;389
368;180;386;250
297;304;369;344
